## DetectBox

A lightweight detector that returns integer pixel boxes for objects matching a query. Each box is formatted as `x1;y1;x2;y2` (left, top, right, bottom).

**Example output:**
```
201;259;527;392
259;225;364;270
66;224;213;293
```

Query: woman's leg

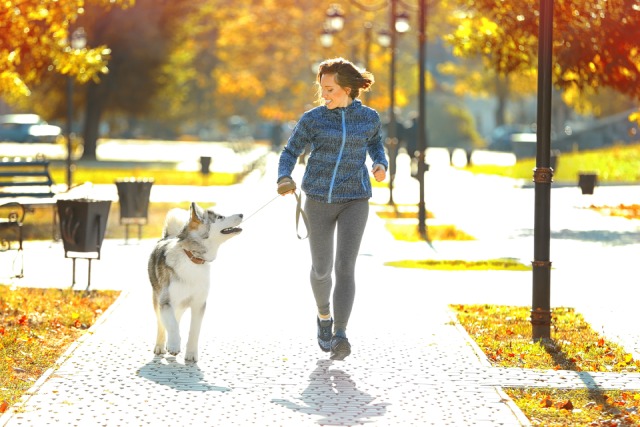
333;199;369;333
305;197;337;317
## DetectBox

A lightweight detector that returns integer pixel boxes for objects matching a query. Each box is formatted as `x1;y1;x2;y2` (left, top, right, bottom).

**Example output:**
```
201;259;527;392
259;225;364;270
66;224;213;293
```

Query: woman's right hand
277;177;297;196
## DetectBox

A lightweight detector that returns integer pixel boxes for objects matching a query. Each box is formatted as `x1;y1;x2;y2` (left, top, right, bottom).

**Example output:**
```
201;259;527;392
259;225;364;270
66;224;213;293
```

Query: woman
277;57;388;361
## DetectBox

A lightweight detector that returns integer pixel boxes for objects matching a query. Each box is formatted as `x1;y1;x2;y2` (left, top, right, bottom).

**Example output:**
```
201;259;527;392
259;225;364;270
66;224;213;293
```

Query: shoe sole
330;340;351;361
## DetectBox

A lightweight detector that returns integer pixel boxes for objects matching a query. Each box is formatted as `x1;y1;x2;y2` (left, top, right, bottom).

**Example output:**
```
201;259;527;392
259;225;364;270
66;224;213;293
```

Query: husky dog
148;202;243;362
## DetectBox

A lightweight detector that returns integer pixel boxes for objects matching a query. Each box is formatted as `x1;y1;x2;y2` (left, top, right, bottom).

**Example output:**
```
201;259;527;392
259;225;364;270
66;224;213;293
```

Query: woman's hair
315;57;374;104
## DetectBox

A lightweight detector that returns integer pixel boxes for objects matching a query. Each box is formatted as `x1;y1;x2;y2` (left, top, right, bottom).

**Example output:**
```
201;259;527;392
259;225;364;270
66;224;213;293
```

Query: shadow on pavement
551;229;640;246
272;359;389;425
137;355;231;392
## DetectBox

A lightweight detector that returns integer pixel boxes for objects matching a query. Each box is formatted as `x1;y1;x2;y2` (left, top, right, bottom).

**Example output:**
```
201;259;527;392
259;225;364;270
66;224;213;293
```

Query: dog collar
184;249;206;264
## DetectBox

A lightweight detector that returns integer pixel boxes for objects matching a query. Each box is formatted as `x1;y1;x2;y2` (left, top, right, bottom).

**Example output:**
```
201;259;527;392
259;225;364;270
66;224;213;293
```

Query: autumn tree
441;0;640;114
0;0;133;103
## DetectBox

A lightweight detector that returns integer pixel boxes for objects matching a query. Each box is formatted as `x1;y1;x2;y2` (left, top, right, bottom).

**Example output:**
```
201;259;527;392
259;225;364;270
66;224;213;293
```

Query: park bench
0;201;26;277
0;158;59;275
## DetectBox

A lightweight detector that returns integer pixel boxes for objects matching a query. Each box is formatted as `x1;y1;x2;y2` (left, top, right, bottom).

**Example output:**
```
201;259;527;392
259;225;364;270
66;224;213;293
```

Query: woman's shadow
272;359;389;425
137;355;231;392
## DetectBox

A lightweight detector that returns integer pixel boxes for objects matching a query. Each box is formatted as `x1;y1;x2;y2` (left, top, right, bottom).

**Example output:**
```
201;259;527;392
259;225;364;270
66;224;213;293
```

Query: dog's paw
184;351;198;363
153;345;166;355
166;339;181;356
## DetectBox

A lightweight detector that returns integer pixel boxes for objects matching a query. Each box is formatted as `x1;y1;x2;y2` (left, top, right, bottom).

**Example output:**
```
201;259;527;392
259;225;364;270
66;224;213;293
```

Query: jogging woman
277;57;388;360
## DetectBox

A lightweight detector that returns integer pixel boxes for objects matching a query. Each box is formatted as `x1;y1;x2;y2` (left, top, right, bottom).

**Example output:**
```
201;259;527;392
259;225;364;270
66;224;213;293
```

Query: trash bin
200;156;212;175
578;172;597;195
57;198;111;290
115;177;154;244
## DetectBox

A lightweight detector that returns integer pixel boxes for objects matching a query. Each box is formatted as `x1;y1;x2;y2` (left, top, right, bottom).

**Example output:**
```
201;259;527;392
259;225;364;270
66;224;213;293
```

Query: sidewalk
2;153;640;426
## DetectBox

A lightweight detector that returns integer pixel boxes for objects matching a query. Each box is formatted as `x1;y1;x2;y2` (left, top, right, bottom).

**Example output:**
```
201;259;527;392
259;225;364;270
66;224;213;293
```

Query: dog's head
185;202;243;261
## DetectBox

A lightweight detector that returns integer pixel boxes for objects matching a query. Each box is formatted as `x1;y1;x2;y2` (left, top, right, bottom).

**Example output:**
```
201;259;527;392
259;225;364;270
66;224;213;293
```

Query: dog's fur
148;202;242;362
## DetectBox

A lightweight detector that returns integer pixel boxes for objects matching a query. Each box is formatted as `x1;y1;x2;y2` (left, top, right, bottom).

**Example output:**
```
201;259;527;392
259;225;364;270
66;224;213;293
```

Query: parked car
0;114;62;143
486;124;536;152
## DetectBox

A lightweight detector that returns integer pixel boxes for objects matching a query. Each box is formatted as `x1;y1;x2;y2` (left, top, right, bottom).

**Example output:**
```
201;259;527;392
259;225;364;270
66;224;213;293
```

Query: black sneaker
330;336;351;361
317;317;333;352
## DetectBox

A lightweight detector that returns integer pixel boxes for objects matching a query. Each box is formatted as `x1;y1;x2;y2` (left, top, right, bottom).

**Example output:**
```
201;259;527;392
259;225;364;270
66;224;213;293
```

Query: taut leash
241;191;309;240
241;194;280;224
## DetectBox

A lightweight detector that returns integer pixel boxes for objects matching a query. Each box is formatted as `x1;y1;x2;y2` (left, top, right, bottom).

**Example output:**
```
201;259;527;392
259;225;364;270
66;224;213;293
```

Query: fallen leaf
540;396;553;408
0;401;8;413
555;399;573;410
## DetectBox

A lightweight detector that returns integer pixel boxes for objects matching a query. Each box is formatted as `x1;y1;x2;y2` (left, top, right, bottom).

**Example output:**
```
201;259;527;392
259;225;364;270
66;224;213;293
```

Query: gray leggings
305;197;369;333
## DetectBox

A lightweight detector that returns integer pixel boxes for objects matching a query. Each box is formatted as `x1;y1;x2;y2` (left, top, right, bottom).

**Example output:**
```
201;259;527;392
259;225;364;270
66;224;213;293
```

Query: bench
0;157;56;198
0;202;26;277
0;157;59;243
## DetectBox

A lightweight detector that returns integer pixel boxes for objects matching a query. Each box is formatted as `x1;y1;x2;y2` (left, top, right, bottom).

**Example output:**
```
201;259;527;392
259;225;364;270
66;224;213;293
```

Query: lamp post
531;0;554;340
66;27;87;190
417;0;427;239
378;7;409;205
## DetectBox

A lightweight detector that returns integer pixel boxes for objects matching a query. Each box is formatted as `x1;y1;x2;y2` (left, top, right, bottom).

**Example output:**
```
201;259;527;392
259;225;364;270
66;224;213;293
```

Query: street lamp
326;4;345;32
417;0;427;239
531;0;554;340
384;2;410;205
66;27;87;190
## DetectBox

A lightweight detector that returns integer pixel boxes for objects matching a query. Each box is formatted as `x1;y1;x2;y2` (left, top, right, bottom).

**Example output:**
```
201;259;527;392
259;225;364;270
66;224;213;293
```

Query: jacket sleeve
367;116;389;170
277;113;314;181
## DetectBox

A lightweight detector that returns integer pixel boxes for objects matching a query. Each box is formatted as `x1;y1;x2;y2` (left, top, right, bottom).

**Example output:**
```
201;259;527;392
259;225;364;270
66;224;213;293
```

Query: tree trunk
494;74;510;127
81;81;108;161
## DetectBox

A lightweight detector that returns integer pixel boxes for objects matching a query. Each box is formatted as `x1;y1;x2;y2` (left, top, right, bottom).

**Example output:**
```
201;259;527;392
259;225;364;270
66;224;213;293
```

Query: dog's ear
189;202;204;225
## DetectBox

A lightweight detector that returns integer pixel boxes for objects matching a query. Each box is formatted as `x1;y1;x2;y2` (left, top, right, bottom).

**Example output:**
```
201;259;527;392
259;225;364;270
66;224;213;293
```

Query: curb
447;307;533;426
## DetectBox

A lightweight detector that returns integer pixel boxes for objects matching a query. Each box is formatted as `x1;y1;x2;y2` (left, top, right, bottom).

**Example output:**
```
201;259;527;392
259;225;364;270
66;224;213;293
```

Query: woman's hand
277;177;297;196
372;164;386;182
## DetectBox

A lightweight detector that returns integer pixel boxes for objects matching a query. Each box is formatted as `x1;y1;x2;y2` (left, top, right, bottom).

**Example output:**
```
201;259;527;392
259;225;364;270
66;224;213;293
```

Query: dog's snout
239;214;243;219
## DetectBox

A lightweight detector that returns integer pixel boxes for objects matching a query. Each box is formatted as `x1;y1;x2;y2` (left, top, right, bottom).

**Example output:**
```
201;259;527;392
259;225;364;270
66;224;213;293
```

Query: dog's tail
163;208;189;238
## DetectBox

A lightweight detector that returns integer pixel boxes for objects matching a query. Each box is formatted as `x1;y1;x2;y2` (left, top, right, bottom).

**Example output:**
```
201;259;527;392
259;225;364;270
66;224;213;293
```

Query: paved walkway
1;152;640;426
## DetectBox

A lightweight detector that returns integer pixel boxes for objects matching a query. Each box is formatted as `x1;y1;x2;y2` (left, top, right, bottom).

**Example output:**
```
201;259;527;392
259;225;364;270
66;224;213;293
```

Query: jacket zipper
328;109;347;203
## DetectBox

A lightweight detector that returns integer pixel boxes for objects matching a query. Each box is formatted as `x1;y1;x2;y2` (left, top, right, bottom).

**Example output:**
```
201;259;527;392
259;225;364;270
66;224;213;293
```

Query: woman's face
320;73;351;109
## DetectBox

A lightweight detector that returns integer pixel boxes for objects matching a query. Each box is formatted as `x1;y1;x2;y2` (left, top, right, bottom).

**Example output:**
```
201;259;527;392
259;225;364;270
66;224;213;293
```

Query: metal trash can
200;156;212;175
115;177;154;243
578;173;597;195
57;198;112;290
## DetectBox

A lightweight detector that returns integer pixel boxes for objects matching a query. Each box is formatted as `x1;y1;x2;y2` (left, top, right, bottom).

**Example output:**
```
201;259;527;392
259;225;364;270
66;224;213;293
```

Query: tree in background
441;0;640;111
0;0;133;104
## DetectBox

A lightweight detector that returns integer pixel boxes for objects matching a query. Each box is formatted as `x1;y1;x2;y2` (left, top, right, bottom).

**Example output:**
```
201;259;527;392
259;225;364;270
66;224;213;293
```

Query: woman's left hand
372;164;386;182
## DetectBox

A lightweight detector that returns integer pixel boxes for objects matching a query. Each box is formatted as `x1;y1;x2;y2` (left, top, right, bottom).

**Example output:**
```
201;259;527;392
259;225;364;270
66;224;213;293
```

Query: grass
372;203;532;271
451;304;640;426
15;201;181;242
385;258;531;270
50;165;240;186
463;143;640;183
0;285;120;413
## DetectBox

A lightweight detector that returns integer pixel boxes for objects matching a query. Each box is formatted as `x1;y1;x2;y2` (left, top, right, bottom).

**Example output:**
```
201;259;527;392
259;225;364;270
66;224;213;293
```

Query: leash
241;191;309;240
241;194;280;223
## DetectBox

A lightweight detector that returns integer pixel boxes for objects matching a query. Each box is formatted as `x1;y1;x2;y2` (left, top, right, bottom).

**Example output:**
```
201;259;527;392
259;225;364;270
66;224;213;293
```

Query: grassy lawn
463;143;640;183
0;285;120;413
451;305;640;426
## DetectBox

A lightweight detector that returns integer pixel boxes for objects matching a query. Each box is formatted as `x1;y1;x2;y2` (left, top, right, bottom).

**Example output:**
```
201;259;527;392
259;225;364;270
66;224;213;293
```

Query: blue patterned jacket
277;99;388;204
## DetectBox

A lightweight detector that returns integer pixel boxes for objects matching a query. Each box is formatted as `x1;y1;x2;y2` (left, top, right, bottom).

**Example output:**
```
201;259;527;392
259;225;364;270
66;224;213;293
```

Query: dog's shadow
137;355;231;392
272;359;389;425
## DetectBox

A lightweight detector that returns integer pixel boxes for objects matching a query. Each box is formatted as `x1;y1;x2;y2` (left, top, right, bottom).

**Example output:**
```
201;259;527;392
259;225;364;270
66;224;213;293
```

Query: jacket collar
325;98;361;114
